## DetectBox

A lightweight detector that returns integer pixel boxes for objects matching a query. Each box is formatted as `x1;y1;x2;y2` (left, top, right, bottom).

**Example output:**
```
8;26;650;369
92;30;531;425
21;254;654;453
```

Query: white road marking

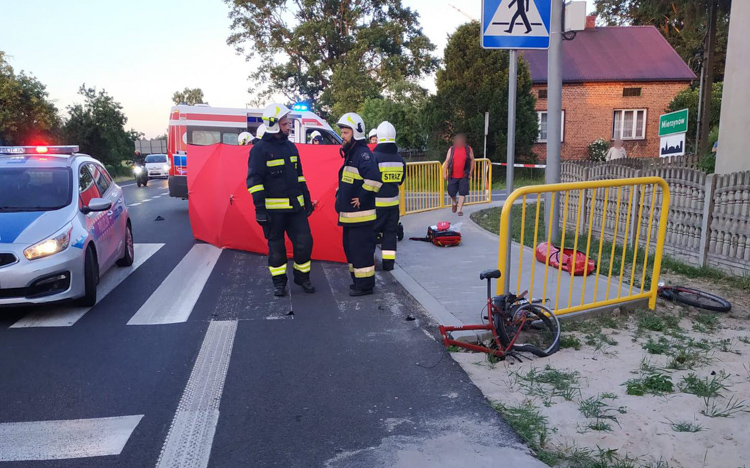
0;415;143;462
128;244;222;325
155;321;237;468
11;244;164;328
128;203;142;207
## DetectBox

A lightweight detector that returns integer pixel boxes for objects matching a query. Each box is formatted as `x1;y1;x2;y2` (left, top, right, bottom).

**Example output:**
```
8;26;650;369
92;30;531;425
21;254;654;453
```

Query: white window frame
612;109;647;140
537;110;565;143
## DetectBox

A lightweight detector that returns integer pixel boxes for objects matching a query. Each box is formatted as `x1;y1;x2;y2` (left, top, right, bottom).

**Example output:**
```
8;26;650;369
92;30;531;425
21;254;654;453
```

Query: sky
1;0;595;138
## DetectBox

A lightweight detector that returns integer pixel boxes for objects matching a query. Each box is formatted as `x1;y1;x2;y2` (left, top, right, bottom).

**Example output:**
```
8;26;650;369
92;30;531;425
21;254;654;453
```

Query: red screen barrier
187;143;346;263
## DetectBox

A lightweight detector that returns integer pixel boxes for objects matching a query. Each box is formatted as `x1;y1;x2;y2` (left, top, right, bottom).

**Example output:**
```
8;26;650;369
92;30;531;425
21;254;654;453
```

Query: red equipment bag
535;242;595;276
410;222;462;247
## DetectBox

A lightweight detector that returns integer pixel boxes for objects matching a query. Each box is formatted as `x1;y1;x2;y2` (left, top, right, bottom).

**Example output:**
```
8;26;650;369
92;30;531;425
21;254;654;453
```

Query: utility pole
697;0;718;156
545;0;563;243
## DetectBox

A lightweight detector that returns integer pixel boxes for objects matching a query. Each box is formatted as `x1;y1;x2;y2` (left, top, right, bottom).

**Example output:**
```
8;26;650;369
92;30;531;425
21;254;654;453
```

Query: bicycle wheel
503;304;561;357
659;286;732;313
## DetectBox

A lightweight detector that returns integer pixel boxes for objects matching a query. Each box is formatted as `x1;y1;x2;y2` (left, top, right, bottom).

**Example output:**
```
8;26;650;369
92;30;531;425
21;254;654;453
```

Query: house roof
523;26;697;84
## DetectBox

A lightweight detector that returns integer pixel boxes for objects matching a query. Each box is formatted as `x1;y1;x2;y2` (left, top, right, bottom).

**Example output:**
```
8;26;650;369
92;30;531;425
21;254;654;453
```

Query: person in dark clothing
133;150;146;167
372;121;405;271
247;103;315;297
335;112;382;296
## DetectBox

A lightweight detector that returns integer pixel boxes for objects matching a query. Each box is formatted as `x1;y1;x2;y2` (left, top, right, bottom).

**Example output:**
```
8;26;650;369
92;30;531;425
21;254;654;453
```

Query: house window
612;109;646;140
623;87;642;97
538;89;548;99
537;111;565;143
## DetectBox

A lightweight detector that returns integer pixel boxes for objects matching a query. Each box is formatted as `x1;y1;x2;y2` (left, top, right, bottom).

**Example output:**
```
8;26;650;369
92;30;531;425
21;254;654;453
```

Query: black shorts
447;177;469;197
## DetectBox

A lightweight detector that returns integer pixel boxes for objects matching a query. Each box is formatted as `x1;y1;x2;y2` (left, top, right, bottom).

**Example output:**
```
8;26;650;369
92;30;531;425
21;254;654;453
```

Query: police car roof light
292;103;308;111
0;145;80;155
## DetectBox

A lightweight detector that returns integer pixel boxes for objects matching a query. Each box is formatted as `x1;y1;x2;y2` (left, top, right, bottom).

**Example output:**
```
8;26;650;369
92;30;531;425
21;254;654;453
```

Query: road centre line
155;320;237;468
0;415;143;462
11;244;164;328
127;244;222;325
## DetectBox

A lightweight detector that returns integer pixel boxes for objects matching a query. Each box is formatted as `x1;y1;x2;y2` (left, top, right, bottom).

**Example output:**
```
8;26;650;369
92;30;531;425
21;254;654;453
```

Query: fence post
629;170;642;242
698;174;717;267
579;166;591;235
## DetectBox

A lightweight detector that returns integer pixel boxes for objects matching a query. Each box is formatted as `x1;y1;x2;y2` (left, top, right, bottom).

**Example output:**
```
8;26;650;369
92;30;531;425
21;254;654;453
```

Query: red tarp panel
187;143;346;263
535;242;596;276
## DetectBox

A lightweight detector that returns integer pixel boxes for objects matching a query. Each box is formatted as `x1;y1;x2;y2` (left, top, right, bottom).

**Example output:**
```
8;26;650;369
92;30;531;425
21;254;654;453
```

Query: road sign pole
484;111;489;159
504;49;517;294
545;0;563;244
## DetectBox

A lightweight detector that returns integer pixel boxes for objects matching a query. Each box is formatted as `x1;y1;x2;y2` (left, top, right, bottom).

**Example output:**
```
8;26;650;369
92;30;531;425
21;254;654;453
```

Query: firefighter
368;129;378;145
247;104;315;296
251;124;266;145
372;121;405;271
336;112;382;296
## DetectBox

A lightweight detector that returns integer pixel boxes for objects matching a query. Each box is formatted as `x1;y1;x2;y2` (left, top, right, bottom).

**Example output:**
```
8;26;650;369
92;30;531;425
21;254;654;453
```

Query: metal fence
497;177;671;316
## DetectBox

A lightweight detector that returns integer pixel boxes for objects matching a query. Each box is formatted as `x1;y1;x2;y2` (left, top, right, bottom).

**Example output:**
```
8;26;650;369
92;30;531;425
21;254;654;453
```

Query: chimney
586;15;597;29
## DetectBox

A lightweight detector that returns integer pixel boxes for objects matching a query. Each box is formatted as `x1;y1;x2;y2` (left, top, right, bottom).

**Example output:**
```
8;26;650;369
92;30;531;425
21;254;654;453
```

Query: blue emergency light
292;102;309;111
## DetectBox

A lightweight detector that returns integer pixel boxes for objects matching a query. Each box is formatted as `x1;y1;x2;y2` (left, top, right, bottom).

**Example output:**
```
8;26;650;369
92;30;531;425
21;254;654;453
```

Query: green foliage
643;336;670;354
668;419;703;433
702;395;748;418
63;85;142;166
594;0;731;80
172;87;206;106
679;371;728;398
625;373;674;396
0;51;61;145
424;22;538;162
588;138;609;162
666;83;723;151
491;402;551;452
510;365;582;401
560;334;582;350
358;81;427;149
225;0;437;118
692;313;719;333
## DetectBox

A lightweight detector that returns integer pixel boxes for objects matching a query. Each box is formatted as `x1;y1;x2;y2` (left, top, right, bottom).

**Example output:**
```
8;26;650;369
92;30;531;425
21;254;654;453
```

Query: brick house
523;21;696;161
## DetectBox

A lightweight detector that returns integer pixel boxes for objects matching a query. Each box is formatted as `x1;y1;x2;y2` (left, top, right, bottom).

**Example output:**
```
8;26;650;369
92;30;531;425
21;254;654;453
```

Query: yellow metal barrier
399;158;492;215
497;177;670;315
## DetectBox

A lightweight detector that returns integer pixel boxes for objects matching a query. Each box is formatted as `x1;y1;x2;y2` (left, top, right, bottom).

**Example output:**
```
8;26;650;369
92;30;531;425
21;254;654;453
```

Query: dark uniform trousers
374;208;399;270
342;225;376;291
263;211;313;287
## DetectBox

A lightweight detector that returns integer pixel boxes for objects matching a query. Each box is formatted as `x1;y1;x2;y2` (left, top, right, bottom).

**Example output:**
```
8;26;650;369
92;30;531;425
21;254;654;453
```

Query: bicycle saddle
479;269;502;280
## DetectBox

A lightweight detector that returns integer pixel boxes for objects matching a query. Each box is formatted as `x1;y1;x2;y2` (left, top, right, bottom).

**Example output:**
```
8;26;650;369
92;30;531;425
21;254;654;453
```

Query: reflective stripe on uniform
267;159;285;167
298;176;306;183
341;166;363;184
339;209;377;223
376;196;400;207
362;179;382;192
266;198;293;209
297;195;305;206
353;266;375;278
290;156;298;162
248;184;264;194
293;261;311;273
381;250;396;260
378;162;402;170
348;264;354;273
269;264;287;276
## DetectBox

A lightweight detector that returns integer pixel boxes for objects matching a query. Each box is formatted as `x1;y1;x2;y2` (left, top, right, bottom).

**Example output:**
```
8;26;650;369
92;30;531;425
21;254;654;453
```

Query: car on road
0;146;134;307
144;153;170;179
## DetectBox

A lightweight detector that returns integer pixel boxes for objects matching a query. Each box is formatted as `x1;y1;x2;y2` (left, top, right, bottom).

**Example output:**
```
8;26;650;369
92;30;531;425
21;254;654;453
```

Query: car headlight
162;164;170;171
24;225;73;260
134;166;143;174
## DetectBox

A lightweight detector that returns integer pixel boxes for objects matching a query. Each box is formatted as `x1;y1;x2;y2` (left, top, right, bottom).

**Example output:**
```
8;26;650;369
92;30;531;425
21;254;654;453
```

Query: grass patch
667;419;703;433
643;336;670;354
560;334;582;350
678;371;729;398
510;365;581;401
666;347;711;370
625;373;674;396
577;394;626;433
491;402;558;463
692;314;719;333
701;395;749;418
636;312;681;334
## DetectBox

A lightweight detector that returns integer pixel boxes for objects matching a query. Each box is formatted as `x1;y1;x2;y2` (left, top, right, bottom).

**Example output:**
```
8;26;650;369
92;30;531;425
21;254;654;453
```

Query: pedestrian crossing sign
482;0;552;49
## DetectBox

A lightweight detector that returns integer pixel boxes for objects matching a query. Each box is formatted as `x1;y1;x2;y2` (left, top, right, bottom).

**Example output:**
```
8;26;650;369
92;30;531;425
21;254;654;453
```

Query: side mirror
81;198;112;214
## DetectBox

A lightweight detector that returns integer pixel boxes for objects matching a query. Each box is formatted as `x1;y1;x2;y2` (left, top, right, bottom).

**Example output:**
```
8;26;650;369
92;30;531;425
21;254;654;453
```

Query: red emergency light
0;145;80;155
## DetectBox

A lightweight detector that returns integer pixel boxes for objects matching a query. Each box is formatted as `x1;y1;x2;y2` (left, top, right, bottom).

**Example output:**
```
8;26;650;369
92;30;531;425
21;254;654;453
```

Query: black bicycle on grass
657;282;732;313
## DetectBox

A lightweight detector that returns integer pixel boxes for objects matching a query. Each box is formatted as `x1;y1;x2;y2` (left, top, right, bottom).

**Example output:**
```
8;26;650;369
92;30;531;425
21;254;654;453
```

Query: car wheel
116;222;134;267
76;246;99;307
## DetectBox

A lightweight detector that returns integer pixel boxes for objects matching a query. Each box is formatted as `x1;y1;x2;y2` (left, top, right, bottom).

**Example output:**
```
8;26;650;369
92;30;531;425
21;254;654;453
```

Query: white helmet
238;131;253;145
368;128;378;139
377;121;397;143
336;112;366;141
255;124;267;139
262;103;292;134
310;130;321;140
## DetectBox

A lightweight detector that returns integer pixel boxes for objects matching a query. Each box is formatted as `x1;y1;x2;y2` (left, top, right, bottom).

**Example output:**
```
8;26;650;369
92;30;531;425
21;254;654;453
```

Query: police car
0;146;133;307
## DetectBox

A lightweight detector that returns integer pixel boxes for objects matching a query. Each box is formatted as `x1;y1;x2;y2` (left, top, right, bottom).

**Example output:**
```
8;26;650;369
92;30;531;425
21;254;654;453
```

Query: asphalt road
0;178;541;467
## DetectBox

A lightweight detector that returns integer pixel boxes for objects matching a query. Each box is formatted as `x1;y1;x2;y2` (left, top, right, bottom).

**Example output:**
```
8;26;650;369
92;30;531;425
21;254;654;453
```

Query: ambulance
166;104;341;198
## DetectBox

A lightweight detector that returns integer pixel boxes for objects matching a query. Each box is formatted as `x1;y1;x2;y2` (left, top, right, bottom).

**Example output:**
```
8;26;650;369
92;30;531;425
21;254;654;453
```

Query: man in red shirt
443;133;475;216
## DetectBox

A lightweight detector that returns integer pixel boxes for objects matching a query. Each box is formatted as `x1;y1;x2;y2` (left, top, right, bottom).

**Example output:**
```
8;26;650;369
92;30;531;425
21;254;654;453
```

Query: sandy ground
451;271;750;467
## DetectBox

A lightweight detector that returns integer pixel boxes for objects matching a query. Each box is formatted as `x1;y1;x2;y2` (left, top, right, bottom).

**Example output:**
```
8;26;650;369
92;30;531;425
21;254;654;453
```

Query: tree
594;0;731;79
424;22;538;162
63;85;142;165
0;51;61;145
358;81;428;150
667;82;722;151
225;0;438;118
172;87;206;106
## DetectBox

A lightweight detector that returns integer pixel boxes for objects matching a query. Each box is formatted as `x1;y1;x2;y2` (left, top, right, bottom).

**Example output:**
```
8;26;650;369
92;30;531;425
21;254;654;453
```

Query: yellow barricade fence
399;159;492;215
497;177;671;315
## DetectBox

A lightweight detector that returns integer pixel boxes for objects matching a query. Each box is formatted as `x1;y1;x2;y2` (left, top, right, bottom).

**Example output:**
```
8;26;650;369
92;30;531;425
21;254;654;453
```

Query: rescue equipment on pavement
409;222;462;247
534;242;596;276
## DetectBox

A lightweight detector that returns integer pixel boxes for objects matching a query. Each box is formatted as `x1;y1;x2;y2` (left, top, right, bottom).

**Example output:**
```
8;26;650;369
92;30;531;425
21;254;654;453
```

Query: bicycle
658;282;732;313
439;269;561;360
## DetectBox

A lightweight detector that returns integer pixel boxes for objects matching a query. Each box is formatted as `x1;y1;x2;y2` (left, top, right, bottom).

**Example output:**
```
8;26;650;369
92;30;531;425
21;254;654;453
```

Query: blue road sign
482;0;552;49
